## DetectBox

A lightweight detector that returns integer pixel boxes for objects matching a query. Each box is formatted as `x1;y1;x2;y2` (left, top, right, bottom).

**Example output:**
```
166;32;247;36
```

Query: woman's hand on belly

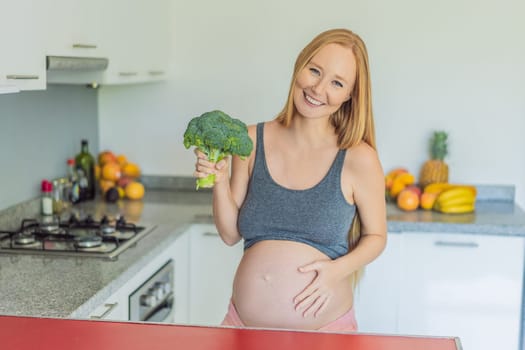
232;241;354;329
294;259;346;318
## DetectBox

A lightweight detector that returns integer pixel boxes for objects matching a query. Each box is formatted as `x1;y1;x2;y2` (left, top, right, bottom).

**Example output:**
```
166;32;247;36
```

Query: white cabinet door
189;224;243;326
101;0;171;84
399;233;524;350
43;0;105;58
171;229;190;324
354;232;401;334
88;286;128;321
0;1;46;91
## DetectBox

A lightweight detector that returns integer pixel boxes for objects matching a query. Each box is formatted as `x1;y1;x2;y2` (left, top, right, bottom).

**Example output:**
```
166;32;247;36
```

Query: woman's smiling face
293;43;357;120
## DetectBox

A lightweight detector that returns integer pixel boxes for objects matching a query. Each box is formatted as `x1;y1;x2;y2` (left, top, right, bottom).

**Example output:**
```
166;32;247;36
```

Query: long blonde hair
276;28;376;289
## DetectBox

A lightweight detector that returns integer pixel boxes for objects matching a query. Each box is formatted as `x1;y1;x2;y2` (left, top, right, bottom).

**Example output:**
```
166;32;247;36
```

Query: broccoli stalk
183;110;253;190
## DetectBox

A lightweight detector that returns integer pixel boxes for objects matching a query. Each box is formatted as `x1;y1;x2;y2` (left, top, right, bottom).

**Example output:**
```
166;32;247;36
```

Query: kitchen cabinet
101;0;172;85
354;232;401;334
88;286;128;321
171;228;190;324
398;232;524;350
188;224;243;326
43;0;106;58
84;229;190;323
1;0;172;87
0;1;46;91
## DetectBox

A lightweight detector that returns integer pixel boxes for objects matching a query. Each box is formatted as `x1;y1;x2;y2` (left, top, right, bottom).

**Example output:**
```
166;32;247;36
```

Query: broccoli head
183;110;253;189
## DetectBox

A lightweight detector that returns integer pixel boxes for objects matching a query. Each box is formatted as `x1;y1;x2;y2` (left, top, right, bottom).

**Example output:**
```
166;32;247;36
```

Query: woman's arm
334;143;387;274
194;125;256;246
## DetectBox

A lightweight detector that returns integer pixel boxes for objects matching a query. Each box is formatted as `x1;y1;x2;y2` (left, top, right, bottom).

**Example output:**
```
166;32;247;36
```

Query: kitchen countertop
0;189;525;319
0;315;461;350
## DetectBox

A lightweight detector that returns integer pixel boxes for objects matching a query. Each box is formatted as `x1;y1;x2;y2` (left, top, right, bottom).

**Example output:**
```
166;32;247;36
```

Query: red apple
405;184;422;198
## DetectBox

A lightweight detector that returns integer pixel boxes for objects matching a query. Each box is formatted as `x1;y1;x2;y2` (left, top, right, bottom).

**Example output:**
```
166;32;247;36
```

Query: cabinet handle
6;75;39;80
72;43;97;49
90;302;118;319
434;241;479;248
203;231;219;237
119;72;138;77
148;70;165;76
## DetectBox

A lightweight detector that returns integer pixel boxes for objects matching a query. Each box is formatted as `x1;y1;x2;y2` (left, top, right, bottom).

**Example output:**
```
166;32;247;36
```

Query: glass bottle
75;139;96;201
41;180;53;216
67;158;80;204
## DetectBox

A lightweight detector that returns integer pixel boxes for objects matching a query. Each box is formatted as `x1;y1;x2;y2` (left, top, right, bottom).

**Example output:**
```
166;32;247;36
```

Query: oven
129;260;175;323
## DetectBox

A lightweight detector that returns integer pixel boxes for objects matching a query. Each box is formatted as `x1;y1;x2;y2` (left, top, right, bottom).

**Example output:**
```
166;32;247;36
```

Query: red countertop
0;315;461;350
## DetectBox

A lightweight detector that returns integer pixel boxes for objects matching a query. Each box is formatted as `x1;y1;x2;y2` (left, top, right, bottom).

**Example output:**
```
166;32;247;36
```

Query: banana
436;187;476;204
434;196;476;210
423;183;455;195
437;203;475;214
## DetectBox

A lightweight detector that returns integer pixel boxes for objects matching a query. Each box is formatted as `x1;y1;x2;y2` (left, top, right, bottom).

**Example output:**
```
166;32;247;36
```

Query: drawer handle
6;75;39;80
148;70;165;76
119;72;138;77
90;302;118;319
73;43;97;49
203;231;219;237
434;241;479;248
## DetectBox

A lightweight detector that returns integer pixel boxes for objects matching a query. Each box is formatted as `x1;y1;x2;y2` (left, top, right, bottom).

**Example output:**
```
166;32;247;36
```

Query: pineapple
419;131;449;187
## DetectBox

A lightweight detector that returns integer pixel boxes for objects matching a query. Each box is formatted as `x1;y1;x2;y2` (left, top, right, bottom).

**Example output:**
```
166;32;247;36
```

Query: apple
117;176;133;188
404;184;422;198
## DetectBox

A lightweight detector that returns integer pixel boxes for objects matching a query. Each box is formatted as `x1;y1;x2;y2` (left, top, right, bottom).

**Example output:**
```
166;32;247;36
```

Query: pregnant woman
193;28;387;332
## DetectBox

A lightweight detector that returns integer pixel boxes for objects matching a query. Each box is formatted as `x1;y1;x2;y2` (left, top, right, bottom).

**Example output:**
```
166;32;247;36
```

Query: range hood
46;56;109;72
46;56;109;85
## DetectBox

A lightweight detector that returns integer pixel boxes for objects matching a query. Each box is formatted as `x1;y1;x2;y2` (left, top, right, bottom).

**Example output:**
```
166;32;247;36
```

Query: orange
94;164;101;180
420;192;438;210
125;181;145;200
98;151;117;166
99;179;116;194
397;189;420;211
116;154;128;167
122;163;141;178
101;162;122;181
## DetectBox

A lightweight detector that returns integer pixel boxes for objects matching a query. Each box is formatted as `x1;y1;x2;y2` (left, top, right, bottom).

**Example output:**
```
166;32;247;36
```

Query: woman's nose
312;78;328;95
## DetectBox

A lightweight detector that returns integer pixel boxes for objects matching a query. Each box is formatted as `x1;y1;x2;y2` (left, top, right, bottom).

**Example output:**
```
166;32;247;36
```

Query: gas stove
0;213;156;260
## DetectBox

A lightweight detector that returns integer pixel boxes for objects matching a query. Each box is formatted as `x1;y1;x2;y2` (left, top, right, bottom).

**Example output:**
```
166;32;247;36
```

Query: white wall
98;0;525;208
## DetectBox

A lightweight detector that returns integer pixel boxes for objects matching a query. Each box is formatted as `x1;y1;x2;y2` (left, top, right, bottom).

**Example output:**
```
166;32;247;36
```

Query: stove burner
101;225;116;235
39;216;60;233
0;214;151;260
74;236;102;249
14;234;36;245
40;222;60;233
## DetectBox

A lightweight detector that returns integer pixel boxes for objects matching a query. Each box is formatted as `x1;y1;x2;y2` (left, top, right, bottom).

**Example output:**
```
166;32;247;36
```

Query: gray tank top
238;123;356;259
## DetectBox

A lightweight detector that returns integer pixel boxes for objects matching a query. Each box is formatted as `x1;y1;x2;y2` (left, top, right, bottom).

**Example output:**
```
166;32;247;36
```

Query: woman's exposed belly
232;240;354;330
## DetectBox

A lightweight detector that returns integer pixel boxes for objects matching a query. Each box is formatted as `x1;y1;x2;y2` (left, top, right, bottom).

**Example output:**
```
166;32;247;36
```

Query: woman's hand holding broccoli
193;149;230;187
184;110;253;190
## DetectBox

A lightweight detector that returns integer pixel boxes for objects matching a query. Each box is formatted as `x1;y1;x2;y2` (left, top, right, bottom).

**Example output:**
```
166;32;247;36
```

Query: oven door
129;260;175;323
142;293;175;323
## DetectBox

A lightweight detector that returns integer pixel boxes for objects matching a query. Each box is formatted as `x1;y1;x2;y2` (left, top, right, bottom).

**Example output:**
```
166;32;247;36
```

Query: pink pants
221;301;358;332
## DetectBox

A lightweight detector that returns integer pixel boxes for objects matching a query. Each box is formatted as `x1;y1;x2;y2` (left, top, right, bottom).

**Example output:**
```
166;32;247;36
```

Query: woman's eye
309;68;320;76
332;80;343;88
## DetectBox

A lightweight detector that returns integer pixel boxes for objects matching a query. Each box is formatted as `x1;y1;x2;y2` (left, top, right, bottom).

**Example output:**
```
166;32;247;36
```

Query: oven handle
90;302;119;319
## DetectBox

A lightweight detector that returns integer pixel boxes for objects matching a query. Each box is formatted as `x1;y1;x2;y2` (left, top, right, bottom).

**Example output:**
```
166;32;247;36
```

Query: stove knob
140;294;157;307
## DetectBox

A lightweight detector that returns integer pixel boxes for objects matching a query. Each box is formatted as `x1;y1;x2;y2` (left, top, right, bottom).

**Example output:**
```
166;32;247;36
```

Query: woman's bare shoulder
344;142;381;171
